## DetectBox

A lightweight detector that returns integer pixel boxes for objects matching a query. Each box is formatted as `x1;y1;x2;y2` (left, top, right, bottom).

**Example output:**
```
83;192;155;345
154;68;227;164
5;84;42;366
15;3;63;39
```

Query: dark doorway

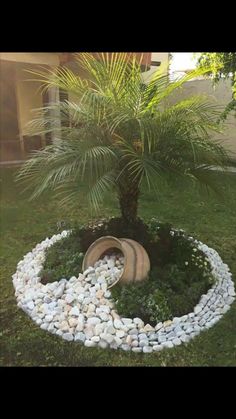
42;90;52;145
59;87;70;129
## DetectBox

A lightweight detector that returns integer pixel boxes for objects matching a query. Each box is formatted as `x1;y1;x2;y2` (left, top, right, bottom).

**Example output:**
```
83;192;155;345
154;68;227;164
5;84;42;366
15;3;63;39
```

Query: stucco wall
15;64;44;136
0;53;59;66
170;78;236;154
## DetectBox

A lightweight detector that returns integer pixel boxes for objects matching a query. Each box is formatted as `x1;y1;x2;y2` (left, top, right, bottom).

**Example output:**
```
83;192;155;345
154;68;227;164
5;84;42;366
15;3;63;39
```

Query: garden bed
12;219;235;353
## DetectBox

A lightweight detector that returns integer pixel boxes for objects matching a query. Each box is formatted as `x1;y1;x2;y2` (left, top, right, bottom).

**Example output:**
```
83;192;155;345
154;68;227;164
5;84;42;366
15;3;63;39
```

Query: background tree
197;52;236;120
17;53;233;224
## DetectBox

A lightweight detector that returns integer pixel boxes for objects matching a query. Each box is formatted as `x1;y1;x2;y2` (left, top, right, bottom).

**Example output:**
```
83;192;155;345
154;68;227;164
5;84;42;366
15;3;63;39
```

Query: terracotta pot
82;235;150;288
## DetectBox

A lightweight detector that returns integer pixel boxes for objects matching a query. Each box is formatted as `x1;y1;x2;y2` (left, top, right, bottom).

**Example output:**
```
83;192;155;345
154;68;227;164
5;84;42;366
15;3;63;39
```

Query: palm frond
16;138;117;202
142;66;215;113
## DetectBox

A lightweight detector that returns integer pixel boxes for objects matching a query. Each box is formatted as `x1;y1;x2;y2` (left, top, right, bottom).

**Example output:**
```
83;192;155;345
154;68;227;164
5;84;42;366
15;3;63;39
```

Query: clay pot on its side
82;235;150;288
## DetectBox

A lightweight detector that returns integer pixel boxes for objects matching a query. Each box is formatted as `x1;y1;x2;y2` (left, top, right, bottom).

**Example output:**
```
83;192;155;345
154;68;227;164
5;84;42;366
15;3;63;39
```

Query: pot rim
82;235;125;288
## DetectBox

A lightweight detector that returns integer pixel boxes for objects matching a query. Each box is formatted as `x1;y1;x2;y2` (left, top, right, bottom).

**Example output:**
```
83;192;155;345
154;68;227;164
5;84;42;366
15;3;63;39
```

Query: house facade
0;52;169;164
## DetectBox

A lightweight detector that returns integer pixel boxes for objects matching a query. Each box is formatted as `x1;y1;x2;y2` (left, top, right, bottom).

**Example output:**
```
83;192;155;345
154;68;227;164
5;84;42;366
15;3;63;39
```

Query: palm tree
17;53;233;223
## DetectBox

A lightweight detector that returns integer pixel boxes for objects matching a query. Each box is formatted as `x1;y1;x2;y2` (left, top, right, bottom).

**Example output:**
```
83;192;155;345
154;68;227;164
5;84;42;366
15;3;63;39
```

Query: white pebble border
12;230;235;353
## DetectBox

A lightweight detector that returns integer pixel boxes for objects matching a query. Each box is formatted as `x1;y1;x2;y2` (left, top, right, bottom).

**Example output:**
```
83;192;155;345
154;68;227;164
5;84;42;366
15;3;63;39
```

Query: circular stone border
12;230;235;353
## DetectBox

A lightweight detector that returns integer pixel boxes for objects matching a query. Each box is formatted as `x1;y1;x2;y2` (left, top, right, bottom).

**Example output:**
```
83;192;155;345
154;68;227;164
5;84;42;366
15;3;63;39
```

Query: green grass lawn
0;167;236;366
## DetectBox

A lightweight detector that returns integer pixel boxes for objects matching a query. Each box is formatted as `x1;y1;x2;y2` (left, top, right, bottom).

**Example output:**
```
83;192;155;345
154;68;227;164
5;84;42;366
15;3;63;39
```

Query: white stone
194;305;202;315
60;321;70;332
100;305;110;314
133;317;144;327
94;323;105;335
84;267;95;277
132;347;142;353
65;294;75;304
221;305;230;314
228;287;235;297
75;332;86;342
99;312;109;321
114;319;123;329
69;306;80;317
48;323;56;332
98;340;108;349
180;334;190;343
116;330;125;338
44;296;52;303
153;345;163;351
65;288;74;295
96;290;104;299
158;335;166;343
172;317;180;324
163;341;174;349
143;346;153;353
107;259;115;269
143;324;155;333
121;344;131;351
91;336;100;343
172;337;182;346
129;328;139;335
87;317;101;326
106;325;116;335
27;301;34;310
139;333;148;340
68;318;78;327
100;333;114;344
97;276;106;284
84;340;96;347
83;297;92;305
148;333;157;341
87;303;96;312
121;318;133;325
62;333;74;341
48;282;58;291
155;322;163;331
139;339;149;347
126;335;132;345
95;265;106;274
114;337;123;346
69;276;77;283
174;325;183;334
48;301;57;310
54;285;65;298
45;314;54;322
78;294;85;303
163;320;173;327
180;315;188;322
40;322;49;330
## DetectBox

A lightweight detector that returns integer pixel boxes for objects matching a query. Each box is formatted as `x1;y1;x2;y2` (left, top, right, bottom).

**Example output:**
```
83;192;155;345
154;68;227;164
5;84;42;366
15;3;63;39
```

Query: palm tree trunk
118;183;140;223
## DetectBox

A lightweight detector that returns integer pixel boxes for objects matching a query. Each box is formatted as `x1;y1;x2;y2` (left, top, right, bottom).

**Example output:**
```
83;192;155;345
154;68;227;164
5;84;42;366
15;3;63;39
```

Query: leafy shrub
148;265;213;318
111;280;172;325
40;234;84;284
111;259;214;324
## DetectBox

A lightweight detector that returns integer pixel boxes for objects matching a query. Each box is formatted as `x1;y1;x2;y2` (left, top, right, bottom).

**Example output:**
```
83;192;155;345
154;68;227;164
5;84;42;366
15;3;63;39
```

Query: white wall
170;78;236;154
